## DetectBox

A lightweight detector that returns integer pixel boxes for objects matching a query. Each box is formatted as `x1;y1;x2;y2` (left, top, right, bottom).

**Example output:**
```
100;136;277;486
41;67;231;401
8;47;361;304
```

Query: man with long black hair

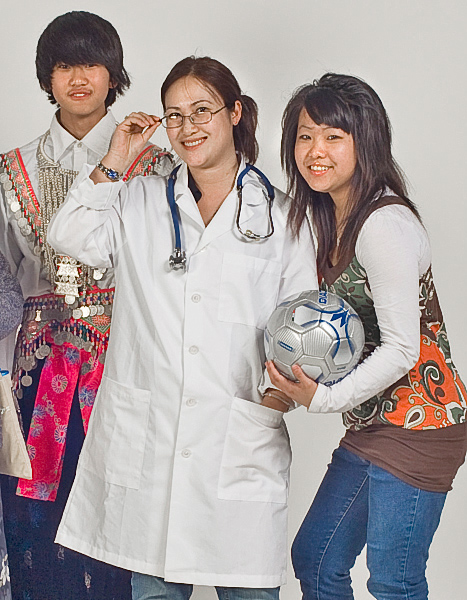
0;11;171;599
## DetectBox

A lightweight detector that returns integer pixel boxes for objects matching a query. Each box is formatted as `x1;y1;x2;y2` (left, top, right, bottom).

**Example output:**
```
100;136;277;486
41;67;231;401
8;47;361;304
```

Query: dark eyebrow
165;99;216;111
297;124;343;132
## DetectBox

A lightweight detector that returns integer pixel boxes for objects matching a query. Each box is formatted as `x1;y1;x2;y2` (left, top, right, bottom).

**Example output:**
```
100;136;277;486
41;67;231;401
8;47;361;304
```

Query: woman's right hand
91;112;162;183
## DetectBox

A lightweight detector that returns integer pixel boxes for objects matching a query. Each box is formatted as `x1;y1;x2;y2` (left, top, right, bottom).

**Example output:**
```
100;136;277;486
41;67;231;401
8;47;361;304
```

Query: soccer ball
264;290;365;386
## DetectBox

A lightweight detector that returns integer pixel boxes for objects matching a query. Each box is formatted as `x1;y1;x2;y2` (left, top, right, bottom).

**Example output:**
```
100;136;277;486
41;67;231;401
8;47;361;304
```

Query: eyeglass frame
160;105;227;129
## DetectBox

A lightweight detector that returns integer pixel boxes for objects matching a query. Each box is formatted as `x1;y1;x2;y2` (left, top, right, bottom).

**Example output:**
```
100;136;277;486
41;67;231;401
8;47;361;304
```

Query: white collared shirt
47;110;117;170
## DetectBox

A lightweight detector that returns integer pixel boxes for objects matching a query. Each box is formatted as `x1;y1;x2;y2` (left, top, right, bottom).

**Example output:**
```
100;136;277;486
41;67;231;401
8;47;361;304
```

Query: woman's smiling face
294;108;357;205
164;75;241;172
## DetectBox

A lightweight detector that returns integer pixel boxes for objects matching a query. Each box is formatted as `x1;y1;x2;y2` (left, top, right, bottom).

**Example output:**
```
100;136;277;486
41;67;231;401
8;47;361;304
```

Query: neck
189;153;239;226
331;192;350;233
189;153;239;197
57;107;107;140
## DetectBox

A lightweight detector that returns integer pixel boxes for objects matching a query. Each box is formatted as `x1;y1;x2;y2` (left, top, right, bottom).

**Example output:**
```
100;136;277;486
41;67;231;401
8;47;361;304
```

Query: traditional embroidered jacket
0;113;172;500
319;197;467;431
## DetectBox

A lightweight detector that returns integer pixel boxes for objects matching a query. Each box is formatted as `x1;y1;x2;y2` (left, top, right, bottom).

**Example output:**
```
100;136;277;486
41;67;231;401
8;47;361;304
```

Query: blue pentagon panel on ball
265;290;365;385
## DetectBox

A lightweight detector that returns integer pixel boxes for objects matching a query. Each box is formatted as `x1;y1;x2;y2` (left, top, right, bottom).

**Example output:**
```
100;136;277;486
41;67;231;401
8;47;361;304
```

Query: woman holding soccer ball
266;74;467;600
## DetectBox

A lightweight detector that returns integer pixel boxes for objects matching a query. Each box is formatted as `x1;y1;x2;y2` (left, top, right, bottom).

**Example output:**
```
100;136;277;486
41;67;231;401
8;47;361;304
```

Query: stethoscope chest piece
169;248;186;270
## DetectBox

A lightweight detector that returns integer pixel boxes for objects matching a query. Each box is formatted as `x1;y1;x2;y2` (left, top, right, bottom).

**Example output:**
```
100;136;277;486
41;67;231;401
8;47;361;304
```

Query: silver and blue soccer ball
264;290;365;386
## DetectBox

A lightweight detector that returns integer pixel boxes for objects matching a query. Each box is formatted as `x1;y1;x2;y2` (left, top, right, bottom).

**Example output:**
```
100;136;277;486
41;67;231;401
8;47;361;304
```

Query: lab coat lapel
196;189;238;251
195;169;264;251
174;164;205;230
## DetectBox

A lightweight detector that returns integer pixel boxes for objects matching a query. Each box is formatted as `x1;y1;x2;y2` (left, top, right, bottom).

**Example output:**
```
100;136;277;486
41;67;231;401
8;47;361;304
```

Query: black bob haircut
36;11;131;107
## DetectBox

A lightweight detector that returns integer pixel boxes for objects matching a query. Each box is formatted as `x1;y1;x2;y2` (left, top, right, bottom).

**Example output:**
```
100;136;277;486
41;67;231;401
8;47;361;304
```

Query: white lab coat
48;161;318;587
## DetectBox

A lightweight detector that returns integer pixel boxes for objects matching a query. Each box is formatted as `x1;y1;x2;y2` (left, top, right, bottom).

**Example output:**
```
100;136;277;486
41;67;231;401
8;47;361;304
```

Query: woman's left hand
265;361;318;409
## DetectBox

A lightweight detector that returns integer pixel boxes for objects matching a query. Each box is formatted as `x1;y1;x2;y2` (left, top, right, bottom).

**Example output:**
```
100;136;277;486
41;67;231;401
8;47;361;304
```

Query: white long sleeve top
309;204;431;414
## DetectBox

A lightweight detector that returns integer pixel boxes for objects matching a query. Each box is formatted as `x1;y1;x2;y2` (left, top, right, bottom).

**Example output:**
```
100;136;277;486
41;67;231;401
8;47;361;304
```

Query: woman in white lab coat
48;56;318;600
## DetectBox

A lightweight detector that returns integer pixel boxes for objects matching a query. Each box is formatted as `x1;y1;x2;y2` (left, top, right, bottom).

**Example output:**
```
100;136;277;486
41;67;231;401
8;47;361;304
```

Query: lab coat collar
173;159;268;208
49;110;117;163
172;159;270;251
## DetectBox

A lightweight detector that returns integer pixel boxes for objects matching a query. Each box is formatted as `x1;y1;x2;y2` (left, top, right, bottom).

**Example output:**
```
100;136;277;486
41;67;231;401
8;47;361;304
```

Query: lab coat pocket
80;376;150;489
218;397;291;504
218;253;281;329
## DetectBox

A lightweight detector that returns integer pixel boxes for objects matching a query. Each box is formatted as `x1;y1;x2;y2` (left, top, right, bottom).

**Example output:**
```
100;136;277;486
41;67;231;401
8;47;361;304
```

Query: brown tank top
321;196;467;492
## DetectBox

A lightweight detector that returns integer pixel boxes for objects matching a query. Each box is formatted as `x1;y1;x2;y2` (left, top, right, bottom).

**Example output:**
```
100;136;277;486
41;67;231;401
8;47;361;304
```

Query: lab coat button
186;398;197;407
181;449;191;458
76;142;83;148
191;294;201;303
189;345;199;355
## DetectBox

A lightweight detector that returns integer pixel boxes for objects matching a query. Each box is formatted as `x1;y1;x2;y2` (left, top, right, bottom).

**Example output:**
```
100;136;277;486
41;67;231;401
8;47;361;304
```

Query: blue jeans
131;573;280;600
291;446;446;600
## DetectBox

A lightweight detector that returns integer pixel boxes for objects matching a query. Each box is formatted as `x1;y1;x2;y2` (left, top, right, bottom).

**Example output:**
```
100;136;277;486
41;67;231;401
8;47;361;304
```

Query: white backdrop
1;1;467;598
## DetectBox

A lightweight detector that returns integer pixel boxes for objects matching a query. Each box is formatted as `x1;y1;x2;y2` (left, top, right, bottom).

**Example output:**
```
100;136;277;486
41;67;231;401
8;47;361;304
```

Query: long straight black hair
281;73;420;273
161;56;259;164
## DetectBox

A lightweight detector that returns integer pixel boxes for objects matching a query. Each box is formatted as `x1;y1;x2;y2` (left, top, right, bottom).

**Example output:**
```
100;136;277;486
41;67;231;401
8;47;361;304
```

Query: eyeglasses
161;106;226;129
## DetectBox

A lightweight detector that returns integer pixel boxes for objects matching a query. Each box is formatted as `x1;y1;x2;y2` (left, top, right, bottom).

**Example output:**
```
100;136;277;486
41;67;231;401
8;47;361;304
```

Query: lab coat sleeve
259;215;318;397
277;216;319;303
308;206;427;414
47;164;125;269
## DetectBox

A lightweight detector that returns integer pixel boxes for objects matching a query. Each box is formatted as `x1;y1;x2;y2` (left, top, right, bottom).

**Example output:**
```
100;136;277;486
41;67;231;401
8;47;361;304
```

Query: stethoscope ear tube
167;165;187;270
236;164;275;241
237;164;275;202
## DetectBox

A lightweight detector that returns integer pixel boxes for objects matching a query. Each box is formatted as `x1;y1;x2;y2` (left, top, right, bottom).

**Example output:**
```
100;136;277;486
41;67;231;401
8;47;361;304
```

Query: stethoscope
167;163;275;270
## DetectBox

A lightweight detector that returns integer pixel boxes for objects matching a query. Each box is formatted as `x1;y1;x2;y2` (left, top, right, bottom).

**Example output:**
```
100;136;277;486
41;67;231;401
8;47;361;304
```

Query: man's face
50;63;112;125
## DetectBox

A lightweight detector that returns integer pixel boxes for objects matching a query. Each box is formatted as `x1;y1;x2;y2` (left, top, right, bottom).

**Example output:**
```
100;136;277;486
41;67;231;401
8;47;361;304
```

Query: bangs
304;88;353;134
54;33;116;69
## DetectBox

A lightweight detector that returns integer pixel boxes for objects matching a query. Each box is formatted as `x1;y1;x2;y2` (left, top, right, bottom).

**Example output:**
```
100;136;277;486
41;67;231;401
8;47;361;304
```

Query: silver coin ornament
264;289;365;386
21;375;33;387
81;363;91;375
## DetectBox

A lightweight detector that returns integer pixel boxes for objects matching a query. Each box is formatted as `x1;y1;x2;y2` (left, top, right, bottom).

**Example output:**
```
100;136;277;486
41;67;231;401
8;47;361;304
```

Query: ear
109;79;117;90
231;100;242;126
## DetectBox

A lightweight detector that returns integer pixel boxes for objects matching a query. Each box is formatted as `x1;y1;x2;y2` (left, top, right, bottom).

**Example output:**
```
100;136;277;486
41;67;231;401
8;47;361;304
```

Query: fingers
120;112;162;135
141;119;162;143
266;361;297;394
265;361;318;409
291;364;312;383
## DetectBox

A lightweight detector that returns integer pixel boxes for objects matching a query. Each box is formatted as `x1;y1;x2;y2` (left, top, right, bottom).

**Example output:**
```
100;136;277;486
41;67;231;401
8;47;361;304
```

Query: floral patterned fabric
16;341;103;501
1;361;130;599
321;202;467;431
